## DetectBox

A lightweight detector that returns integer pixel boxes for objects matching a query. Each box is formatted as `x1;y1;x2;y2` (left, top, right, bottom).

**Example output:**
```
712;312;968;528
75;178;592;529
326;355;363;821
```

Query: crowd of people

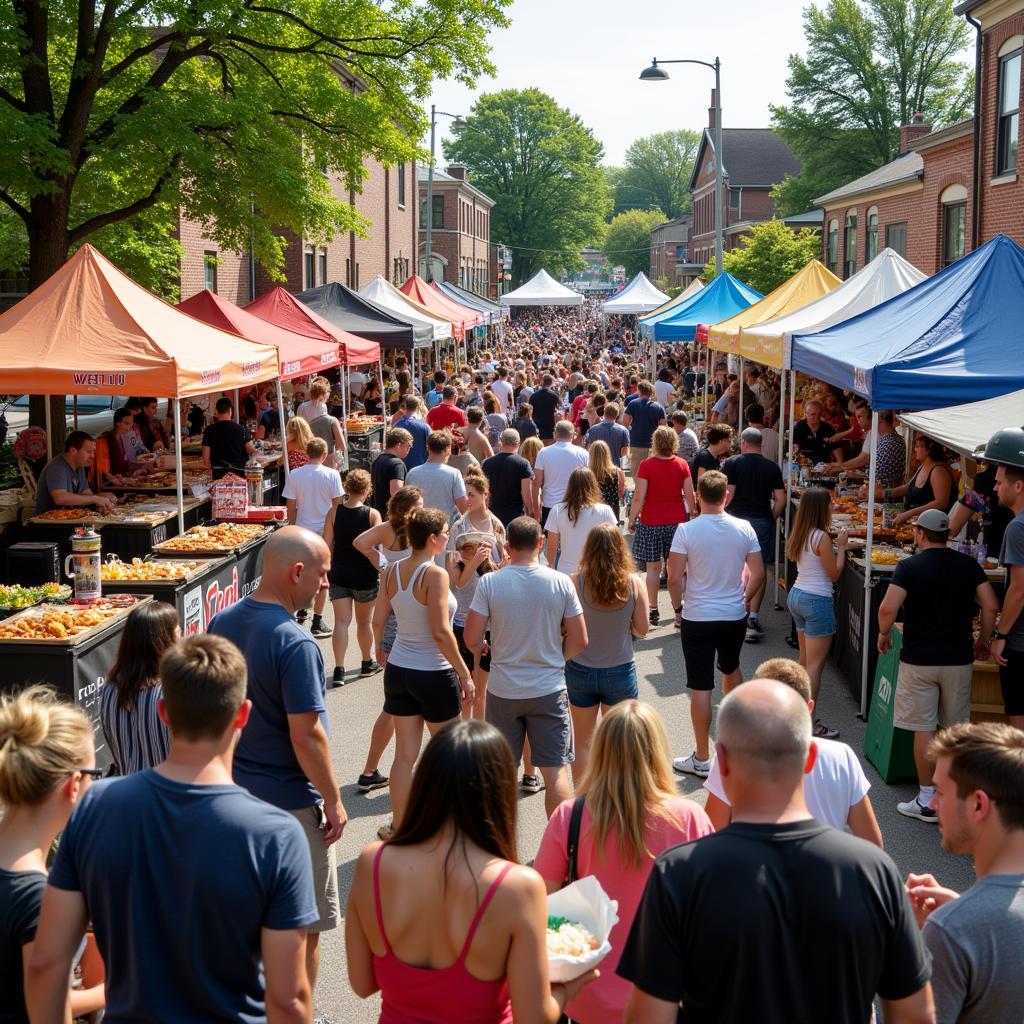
4;297;1024;1024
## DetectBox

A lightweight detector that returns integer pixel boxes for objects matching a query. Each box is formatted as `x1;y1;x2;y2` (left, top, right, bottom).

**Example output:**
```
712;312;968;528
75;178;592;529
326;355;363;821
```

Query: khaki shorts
893;662;973;732
628;447;649;476
288;804;340;933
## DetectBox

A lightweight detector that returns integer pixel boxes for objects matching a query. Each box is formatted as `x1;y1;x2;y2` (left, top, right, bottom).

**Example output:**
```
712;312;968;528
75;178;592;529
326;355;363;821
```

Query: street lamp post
423;104;466;283
638;57;723;277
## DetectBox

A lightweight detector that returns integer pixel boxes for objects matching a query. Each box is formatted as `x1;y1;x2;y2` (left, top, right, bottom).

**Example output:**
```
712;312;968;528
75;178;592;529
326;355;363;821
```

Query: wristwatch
992;629;1010;640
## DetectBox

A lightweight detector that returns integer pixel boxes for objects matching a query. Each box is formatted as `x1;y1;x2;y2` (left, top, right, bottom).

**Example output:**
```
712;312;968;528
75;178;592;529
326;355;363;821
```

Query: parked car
4;396;169;441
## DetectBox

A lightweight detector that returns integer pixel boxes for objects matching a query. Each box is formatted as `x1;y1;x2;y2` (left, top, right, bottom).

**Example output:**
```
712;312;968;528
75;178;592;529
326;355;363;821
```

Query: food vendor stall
345;415;386;470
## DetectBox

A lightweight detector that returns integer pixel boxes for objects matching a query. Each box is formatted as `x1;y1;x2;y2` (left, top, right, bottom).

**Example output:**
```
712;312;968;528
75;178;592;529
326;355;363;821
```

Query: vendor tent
900;390;1024;459
602;272;670;315
0;244;279;397
643;272;763;342
436;281;505;323
178;289;338;381
739;248;926;369
791;233;1024;410
295;282;422;349
360;276;452;342
500;269;584;308
400;274;484;339
707;260;841;358
641;278;704;322
244;287;380;366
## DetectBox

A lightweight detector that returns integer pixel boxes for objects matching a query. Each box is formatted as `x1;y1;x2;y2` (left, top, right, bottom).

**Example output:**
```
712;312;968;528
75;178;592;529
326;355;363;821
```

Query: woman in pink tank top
346;720;596;1023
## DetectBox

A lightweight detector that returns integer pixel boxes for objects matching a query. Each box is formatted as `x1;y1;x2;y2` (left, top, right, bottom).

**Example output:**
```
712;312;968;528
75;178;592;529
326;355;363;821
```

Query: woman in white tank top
785;488;848;741
373;507;472;833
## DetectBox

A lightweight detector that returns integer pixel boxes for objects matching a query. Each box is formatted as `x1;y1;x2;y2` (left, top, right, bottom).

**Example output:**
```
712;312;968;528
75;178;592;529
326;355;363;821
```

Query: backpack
14;426;48;462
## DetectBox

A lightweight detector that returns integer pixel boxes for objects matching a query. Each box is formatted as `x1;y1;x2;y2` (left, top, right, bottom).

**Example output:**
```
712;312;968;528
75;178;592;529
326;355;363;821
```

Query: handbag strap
566;795;586;884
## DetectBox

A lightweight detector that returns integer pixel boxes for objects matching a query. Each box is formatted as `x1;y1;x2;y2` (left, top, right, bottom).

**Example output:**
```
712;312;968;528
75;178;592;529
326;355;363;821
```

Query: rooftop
417;165;494;206
814;151;924;207
690;128;802;190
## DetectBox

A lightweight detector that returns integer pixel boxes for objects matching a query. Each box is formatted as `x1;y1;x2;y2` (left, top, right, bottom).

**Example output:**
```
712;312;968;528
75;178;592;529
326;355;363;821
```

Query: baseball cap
915;509;950;532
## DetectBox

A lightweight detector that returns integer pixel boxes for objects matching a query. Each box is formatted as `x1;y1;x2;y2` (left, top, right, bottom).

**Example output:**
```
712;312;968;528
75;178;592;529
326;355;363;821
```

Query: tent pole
173;401;185;534
738;357;745;432
782;370;797;612
702;353;708;426
44;395;52;460
341;367;349;464
73;396;78;430
773;364;788;610
233;389;240;422
275;377;289;482
861;412;879;718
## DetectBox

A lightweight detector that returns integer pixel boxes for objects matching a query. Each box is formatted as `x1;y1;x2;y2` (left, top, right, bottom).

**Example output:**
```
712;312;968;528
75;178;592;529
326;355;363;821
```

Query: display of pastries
33;508;95;521
155;523;267;552
0;604;121;640
101;558;207;581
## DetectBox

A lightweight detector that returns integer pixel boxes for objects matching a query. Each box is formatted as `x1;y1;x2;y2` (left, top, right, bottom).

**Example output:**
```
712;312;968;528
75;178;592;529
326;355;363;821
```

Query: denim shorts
565;659;638;709
787;586;836;638
748;516;776;563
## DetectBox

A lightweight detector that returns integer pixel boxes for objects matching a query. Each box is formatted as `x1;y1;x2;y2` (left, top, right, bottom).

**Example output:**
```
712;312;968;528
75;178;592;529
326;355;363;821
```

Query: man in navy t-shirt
394;395;432;469
209;526;347;997
28;634;317;1023
623;380;666;476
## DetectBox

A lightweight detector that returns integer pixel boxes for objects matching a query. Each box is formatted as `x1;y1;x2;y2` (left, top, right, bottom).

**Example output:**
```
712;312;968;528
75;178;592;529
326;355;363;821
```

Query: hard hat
982;427;1024;469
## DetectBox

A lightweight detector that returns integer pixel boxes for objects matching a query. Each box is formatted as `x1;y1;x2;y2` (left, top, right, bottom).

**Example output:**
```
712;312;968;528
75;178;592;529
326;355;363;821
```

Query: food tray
0;596;148;646
28;510;103;526
101;558;222;585
151;523;271;556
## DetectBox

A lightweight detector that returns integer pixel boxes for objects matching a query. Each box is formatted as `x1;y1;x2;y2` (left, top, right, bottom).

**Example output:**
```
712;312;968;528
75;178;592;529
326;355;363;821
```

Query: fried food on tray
33;508;94;521
156;523;266;551
101;558;205;581
0;605;120;640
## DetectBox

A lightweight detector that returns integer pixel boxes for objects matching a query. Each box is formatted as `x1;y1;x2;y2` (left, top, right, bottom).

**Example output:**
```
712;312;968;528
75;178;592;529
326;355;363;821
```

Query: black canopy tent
295;281;428;350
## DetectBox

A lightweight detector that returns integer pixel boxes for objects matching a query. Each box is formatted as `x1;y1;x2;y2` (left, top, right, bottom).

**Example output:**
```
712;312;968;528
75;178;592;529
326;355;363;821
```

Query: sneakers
745;617;765;643
813;720;840;740
897;798;937;823
360;659;381;676
310;617;331;639
673;752;711;778
296;609;308;624
358;770;390;792
649;609;660;627
520;773;544;793
331;666;345;687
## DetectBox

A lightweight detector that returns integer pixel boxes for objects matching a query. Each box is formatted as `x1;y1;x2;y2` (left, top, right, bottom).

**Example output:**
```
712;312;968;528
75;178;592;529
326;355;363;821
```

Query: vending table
92;497;212;559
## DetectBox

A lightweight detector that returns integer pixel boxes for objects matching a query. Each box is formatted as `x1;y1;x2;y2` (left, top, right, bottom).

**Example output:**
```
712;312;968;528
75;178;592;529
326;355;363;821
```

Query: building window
345;258;351;287
318;251;327;286
304;251;315;289
397;162;406;207
843;211;857;279
204;251;218;292
998;48;1021;175
728;189;740;217
354;263;360;290
826;219;839;273
865;207;878;263
942;203;966;267
885;222;907;257
419;195;444;229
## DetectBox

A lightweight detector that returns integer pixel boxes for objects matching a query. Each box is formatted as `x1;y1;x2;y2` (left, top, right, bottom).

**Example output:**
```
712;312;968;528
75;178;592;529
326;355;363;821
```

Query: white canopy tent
901;390;1024;459
500;269;584;308
602;272;670;315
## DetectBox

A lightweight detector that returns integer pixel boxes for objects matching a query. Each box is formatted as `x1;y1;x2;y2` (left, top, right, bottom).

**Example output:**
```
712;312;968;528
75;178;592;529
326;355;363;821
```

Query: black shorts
1000;648;1024;716
383;662;461;722
680;617;748;691
453;623;491;673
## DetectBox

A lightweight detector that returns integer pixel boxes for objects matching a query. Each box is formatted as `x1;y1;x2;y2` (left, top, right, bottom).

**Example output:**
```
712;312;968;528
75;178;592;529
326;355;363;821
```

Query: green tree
602;209;666;280
0;0;510;292
704;219;823;295
616;130;700;220
771;0;972;214
444;88;610;284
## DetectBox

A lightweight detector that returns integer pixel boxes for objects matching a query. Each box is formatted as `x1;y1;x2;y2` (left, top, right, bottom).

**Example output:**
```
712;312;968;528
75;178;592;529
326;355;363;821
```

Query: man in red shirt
426;385;468;432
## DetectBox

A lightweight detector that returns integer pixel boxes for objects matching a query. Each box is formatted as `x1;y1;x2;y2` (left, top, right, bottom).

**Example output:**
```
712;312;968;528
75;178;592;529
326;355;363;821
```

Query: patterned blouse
100;682;171;775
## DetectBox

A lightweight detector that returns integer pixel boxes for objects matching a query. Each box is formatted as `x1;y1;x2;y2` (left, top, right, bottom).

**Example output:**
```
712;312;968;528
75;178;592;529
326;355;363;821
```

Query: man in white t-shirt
490;366;515;416
703;657;883;845
654;370;677;410
667;470;764;779
533;420;588;530
463;516;587;817
282;438;343;637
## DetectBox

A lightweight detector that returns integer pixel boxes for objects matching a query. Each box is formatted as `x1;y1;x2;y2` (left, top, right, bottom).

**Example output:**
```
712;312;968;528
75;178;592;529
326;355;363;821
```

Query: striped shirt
100;682;170;775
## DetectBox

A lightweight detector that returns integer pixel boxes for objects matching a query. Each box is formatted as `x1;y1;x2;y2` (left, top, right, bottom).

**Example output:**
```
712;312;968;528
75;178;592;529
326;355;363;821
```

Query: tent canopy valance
0;244;280;397
360;276;451;343
641;272;762;342
436;281;506;323
707;260;841;360
500;269;584;307
641;278;703;323
295;282;417;350
244;287;380;367
792;234;1024;410
739;249;926;369
177;289;338;382
602;272;670;315
400;274;483;339
900;389;1024;459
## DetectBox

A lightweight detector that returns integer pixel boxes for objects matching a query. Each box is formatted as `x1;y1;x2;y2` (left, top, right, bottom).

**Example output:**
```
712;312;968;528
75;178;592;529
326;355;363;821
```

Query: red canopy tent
177;289;340;381
399;274;484;341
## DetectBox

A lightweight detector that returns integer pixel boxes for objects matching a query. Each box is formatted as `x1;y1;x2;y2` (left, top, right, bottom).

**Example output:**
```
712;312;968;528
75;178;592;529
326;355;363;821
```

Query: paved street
310;575;976;1023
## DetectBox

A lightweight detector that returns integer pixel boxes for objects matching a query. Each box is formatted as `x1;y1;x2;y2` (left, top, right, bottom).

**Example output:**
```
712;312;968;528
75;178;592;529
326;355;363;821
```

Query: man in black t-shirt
792;400;836;465
202;397;255;478
528;373;561;443
877;508;999;824
369;428;412;517
619;679;933;1024
690;424;732;483
483;430;535;527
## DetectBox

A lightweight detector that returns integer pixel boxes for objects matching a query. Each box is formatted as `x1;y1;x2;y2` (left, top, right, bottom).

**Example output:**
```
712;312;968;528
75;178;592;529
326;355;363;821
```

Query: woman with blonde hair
786;486;847;740
535;701;712;1024
566;524;649;780
0;686;105;1021
285;415;314;471
519;435;543;471
588;439;625;521
545;467;616;575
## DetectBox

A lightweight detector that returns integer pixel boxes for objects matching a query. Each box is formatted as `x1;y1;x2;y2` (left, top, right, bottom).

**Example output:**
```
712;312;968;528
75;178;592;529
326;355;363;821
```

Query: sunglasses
78;768;104;779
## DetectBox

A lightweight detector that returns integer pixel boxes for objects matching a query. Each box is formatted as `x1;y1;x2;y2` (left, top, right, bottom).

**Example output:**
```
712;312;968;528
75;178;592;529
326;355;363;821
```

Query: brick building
649;214;699;287
417;164;495;297
688;92;803;268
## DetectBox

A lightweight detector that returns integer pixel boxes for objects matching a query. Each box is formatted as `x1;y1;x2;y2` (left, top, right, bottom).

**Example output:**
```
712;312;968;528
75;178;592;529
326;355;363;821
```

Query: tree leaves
602;208;666;280
703;219;823;295
615;130;700;220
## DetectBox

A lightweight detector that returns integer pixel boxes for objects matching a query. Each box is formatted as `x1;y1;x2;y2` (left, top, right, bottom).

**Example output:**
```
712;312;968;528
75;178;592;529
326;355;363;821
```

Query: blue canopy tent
791;233;1024;715
640;272;762;342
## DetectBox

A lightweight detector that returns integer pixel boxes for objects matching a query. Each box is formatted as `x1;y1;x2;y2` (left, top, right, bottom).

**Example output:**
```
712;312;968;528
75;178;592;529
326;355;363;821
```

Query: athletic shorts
454;623;491;673
680;617;748;691
383;662;461;722
287;804;340;933
486;690;574;767
894;662;972;731
1000;648;1024;716
329;582;379;603
747;516;776;564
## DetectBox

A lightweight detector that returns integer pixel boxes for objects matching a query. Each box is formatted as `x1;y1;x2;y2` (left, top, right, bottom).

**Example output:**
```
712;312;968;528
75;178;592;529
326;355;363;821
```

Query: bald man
620;679;934;1024
207;525;346;999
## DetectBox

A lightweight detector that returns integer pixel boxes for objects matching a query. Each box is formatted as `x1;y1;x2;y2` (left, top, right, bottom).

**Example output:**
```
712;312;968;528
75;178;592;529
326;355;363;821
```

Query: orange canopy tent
177;289;340;381
0;244;280;397
244;287;381;367
399;274;483;341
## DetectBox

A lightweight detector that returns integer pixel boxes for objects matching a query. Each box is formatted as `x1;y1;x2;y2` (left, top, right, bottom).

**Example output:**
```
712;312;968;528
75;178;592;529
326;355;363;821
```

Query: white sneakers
673;752;711;779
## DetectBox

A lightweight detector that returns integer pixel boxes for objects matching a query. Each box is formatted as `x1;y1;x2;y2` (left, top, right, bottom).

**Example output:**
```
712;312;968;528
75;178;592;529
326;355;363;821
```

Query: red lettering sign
203;566;240;625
